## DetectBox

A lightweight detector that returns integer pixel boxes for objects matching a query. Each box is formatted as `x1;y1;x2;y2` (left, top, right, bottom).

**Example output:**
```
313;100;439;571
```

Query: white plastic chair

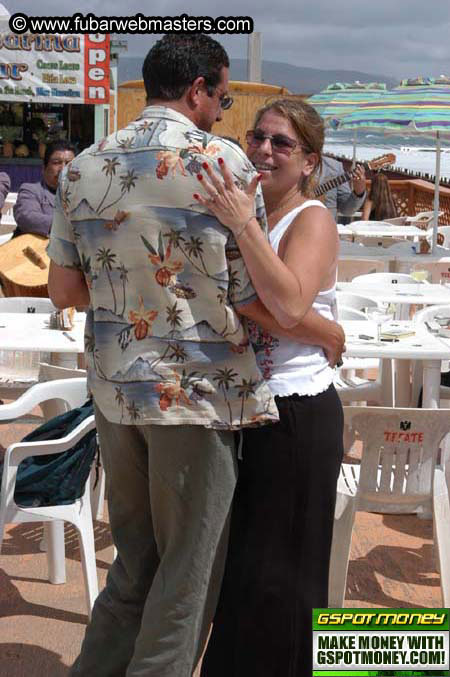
337;306;366;320
350;272;425;320
407;210;443;228
336;293;378;313
1;192;17;228
0;378;98;618
411;305;450;406
0;298;56;402
329;406;450;607
384;216;408;225
434;226;450;249
334;360;392;406
0;231;13;246
38;362;105;522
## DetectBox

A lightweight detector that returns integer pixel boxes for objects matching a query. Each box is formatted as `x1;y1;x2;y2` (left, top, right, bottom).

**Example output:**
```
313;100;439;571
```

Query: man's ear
187;76;207;108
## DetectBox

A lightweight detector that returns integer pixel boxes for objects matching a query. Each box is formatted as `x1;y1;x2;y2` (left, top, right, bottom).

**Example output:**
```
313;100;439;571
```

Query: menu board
0;32;110;104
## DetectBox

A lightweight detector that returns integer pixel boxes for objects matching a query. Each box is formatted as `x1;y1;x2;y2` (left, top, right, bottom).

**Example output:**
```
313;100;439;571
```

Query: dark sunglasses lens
221;96;233;110
272;135;297;151
251;130;266;143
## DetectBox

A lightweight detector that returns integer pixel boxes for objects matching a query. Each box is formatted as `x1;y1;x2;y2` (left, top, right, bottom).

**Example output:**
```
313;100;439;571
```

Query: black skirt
201;384;344;677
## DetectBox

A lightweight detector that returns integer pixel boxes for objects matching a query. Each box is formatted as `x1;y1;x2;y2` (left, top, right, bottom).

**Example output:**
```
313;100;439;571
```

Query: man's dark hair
142;34;229;102
44;140;76;167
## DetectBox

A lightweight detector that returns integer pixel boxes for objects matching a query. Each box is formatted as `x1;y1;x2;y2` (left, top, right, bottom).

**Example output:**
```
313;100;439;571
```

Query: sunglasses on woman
246;129;307;155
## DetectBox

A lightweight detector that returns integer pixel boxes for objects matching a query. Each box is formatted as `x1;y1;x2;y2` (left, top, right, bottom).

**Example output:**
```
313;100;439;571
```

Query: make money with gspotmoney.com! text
9;12;254;35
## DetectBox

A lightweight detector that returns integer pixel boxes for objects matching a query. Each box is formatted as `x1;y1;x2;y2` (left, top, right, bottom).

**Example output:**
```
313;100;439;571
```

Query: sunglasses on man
206;84;233;110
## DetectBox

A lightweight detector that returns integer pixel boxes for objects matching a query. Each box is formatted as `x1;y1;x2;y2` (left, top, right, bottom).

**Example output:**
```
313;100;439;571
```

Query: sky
8;0;450;81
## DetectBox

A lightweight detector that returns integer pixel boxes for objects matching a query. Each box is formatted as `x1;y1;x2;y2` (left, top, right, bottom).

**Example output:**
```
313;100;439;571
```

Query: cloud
10;0;450;80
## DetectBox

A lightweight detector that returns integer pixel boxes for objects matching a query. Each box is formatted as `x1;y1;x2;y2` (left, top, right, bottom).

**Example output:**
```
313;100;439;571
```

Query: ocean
324;130;450;181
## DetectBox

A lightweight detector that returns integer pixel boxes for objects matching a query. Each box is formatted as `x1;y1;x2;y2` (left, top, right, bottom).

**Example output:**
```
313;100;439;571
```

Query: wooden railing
386;179;450;224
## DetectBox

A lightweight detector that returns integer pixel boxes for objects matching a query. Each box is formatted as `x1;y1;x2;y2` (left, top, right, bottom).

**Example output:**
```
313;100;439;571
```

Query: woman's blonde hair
253;98;324;196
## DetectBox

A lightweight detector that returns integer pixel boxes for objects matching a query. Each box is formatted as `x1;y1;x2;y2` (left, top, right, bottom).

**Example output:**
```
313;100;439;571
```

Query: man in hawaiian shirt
47;34;344;677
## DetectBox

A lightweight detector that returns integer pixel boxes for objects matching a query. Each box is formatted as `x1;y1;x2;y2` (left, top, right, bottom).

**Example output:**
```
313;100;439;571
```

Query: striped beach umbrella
338;76;450;252
308;81;387;125
308;82;387;162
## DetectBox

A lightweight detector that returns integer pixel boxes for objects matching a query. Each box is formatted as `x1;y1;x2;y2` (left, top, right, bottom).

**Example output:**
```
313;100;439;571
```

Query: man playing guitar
319;154;366;220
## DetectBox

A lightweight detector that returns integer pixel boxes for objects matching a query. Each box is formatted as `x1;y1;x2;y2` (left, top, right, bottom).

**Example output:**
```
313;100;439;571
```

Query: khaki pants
70;405;237;677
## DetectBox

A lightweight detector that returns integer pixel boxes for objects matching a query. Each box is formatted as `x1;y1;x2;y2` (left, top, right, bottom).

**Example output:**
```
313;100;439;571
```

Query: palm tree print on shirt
115;386;126;423
163;229;224;282
235;378;257;425
213;367;239;425
166;302;183;337
99;170;138;215
117;263;129;316
97;157;120;212
96;247;118;314
126;400;141;422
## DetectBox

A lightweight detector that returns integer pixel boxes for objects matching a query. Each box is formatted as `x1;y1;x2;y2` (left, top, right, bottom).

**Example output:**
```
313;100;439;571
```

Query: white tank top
249;200;337;397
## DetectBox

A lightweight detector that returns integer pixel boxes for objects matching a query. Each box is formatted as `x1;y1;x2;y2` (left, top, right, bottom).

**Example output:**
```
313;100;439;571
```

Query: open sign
84;34;109;104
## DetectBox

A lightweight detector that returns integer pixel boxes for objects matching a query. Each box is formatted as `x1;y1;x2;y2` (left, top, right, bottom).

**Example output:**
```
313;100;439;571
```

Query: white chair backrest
384;217;408;225
351;272;419;285
0;232;13;246
3;191;17;206
413;304;450;325
407;211;437;226
344;406;450;512
0;377;88;420
337;306;367;320
437;226;450;249
0;297;56;313
337;259;388;282
1;192;17;226
336;292;378;311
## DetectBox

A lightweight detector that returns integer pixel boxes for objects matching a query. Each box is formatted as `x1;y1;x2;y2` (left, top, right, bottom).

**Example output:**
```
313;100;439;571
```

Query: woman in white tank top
195;99;344;677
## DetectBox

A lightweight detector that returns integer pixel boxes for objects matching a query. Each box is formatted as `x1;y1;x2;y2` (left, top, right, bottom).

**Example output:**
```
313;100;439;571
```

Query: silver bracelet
235;214;256;240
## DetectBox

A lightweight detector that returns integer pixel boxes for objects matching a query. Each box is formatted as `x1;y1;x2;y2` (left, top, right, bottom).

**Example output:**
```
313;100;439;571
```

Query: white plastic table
341;320;450;407
337;224;353;236
347;223;426;239
337;281;450;307
0;311;85;370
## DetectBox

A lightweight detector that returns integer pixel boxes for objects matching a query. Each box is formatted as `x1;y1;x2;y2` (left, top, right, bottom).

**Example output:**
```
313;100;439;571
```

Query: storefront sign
0;32;110;104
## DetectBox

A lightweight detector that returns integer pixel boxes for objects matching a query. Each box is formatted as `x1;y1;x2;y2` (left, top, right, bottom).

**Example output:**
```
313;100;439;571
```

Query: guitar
0;233;49;297
314;153;396;197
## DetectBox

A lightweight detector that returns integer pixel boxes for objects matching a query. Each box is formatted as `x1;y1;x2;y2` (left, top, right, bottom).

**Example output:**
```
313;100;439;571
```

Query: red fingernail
197;173;203;180
202;162;209;170
258;173;263;180
193;193;199;200
218;158;224;165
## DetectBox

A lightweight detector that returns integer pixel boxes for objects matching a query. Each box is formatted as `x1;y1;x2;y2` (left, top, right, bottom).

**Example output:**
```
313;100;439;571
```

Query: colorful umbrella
308;82;387;162
338;76;450;252
308;81;387;125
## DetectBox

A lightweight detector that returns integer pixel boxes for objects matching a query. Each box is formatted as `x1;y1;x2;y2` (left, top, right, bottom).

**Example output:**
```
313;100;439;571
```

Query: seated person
362;171;398;221
13;141;75;237
320;154;366;220
0;172;11;214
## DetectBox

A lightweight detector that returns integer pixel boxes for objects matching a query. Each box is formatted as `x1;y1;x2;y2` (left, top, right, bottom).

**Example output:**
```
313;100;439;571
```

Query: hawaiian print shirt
47;106;279;429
